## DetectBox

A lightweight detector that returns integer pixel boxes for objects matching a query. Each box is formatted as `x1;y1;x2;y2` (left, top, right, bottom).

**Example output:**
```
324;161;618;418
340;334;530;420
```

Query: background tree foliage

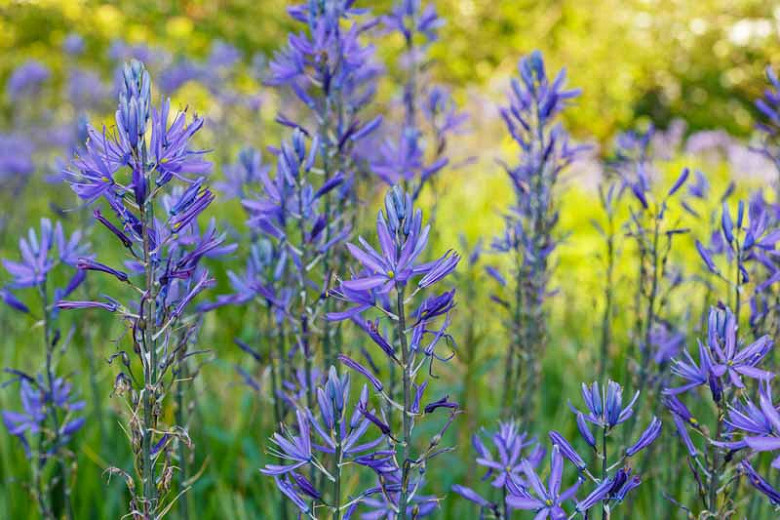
1;0;778;140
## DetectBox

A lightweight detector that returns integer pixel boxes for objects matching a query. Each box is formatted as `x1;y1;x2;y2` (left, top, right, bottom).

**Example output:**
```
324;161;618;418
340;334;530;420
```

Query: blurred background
1;0;779;518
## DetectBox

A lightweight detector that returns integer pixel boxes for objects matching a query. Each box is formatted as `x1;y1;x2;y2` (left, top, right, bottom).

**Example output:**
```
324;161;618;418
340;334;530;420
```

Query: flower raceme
57;59;228;519
667;306;773;399
324;186;460;518
455;380;657;519
336;187;460;297
571;381;639;430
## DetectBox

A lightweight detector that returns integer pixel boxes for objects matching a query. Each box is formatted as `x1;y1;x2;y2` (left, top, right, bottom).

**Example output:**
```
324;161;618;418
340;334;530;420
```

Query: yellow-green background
0;0;779;518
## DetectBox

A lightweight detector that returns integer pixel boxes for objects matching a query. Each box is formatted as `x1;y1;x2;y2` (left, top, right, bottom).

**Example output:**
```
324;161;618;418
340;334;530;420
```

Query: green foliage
0;1;779;518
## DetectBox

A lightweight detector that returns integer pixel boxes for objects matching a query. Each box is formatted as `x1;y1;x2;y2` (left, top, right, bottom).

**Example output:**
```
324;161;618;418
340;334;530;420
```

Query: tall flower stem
396;284;412;519
502;250;524;418
626;210;661;446
40;282;74;520
733;237;742;323
601;425;609;520
709;400;725;513
268;307;289;520
402;10;418;132
140;174;159;516
318;80;337;370
174;330;190;520
265;307;284;437
641;213;661;382
295;173;316;419
598;190;616;381
332;413;343;520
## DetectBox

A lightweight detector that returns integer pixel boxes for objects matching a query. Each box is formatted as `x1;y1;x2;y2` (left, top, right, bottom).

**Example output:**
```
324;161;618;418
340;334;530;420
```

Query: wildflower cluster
455;381;658;519
487;51;582;421
57;59;229;518
370;0;467;205
324;186;460;518
1;218;90;519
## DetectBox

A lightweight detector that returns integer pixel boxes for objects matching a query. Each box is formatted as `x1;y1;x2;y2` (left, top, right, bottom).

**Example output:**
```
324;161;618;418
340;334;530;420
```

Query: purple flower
452;485;495;511
273;475;311;514
667;167;690;196
2;376;85;457
117;60;151;151
625;417;662;457
549;430;587;470
94;208;133;249
338;354;383;392
150;99;211;185
216;147;270;200
338;188;458;297
706;309;773;388
62;33;85;55
576;468;641;513
727;383;780;469
575;475;614;513
1;288;29;313
506;445;580;519
2;219;55;288
741;460;780;506
666;340;713;395
76;258;129;283
56;297;120;313
663;394;700;457
168;179;216;232
576;412;597;449
417;250;461;288
470;420;539;488
305;370;384;461
261;410;313;476
696;239;718;274
6;60;49;100
571;381;638;430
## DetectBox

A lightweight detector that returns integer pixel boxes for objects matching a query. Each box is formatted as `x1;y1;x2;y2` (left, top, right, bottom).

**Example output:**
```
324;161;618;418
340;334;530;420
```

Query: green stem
396;285;412;519
332;413;342;520
175;332;190;520
709;400;726;513
40;283;74;520
265;307;289;520
33;431;51;519
141;182;159;517
502;249;524;419
599;214;615;381
601;426;609;520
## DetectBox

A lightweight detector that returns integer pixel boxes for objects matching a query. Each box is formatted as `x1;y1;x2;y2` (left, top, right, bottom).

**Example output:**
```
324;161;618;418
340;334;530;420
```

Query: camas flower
663;395;699;457
626;417;662;457
6;60;49;101
261;409;313;476
549;431;586;471
506;445;580;519
2;219;56;288
150;99;211;186
576;468;641;513
741;460;780;506
665;306;768;401
472;420;539;488
571;381;638;430
2;376;85;457
338;187;459;294
724;383;780;469
706;309;773;388
65;61;210;206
